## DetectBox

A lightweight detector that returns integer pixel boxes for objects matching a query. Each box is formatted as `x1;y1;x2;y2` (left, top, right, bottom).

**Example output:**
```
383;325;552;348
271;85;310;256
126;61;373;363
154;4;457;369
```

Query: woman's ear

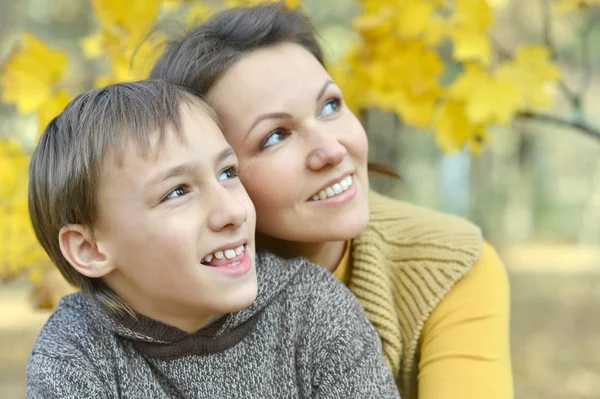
58;225;115;278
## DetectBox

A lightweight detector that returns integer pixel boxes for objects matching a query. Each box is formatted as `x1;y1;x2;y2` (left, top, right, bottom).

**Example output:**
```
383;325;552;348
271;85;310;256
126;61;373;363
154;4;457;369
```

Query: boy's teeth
310;175;354;201
203;245;245;264
224;249;236;259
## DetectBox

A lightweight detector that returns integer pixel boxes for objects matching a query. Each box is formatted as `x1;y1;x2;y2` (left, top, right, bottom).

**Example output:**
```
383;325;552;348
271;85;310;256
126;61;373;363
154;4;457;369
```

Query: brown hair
151;2;399;179
150;2;323;94
29;79;214;313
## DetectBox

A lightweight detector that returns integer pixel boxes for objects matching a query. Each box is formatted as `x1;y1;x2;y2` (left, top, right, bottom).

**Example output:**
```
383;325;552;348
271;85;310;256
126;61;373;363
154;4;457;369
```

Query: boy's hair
29;80;215;313
149;2;323;95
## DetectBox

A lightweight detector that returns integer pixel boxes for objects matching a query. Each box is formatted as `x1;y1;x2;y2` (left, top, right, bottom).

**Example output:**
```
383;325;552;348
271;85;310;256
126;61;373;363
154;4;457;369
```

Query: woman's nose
306;136;348;171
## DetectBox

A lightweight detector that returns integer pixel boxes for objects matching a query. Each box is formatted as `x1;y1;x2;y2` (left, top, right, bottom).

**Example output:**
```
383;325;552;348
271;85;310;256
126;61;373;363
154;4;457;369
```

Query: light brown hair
29;79;215;313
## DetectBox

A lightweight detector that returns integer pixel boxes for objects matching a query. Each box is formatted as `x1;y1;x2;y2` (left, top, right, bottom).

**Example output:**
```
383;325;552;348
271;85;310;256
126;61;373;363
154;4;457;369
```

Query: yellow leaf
91;0;161;41
433;100;475;153
37;90;72;135
451;0;493;31
495;45;561;110
465;75;520;125
0;138;29;200
450;28;492;65
80;32;105;59
396;2;435;38
469;129;491;155
0;33;68;113
447;64;490;101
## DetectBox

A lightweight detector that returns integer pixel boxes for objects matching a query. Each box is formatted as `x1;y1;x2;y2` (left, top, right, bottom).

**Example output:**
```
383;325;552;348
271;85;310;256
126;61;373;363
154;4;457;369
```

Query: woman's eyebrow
245;112;292;139
244;79;335;141
316;79;334;102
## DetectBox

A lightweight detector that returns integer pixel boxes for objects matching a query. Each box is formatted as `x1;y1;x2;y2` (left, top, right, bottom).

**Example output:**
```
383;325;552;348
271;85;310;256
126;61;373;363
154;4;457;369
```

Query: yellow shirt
333;240;512;399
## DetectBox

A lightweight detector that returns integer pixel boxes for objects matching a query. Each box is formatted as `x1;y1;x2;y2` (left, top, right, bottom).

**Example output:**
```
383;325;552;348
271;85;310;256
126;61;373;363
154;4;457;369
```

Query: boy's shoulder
30;293;113;360
254;251;365;320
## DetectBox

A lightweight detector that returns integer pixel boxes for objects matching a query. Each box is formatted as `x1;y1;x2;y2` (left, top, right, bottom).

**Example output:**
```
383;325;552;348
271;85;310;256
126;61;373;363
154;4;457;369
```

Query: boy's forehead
103;104;223;172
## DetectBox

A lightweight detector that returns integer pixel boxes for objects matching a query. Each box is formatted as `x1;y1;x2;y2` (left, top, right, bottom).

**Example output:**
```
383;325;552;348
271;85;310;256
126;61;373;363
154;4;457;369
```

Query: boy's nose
207;188;248;232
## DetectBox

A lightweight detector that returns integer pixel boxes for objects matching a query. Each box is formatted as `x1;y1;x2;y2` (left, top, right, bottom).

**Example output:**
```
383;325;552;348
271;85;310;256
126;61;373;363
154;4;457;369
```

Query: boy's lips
201;247;253;278
201;238;248;265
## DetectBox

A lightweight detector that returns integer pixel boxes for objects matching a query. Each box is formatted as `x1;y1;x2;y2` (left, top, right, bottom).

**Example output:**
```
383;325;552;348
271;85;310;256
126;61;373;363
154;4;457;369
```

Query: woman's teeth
202;245;244;264
310;175;353;201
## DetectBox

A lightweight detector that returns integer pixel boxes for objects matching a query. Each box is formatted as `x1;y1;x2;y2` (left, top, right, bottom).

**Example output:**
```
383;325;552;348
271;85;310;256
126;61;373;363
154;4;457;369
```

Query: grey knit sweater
27;251;400;398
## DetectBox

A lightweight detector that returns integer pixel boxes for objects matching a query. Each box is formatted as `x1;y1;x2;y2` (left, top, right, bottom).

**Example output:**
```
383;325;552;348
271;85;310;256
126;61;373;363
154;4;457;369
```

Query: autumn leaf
396;2;435;38
447;64;520;125
496;45;561;110
434;100;477;153
450;28;492;65
0;33;68;113
91;0;161;41
37;90;72;135
447;0;492;64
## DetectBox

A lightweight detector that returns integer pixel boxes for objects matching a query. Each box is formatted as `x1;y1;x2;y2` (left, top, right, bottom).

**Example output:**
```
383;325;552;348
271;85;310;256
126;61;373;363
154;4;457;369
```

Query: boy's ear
58;225;115;278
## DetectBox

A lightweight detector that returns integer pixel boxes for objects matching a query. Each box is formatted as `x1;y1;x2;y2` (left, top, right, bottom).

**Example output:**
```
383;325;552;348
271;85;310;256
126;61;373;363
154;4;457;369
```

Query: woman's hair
151;2;400;179
150;2;323;95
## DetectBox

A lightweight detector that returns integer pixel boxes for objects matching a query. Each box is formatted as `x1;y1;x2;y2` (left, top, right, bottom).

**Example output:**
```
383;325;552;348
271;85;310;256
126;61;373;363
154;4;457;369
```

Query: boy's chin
220;281;259;314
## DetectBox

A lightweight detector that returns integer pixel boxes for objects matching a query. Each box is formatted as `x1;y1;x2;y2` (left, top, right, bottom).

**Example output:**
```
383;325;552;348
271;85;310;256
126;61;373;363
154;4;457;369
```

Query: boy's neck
256;234;347;273
103;273;224;334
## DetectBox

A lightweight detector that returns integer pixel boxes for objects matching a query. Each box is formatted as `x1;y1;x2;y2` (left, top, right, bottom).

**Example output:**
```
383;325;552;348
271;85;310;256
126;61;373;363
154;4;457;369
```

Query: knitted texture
27;251;400;399
350;191;483;398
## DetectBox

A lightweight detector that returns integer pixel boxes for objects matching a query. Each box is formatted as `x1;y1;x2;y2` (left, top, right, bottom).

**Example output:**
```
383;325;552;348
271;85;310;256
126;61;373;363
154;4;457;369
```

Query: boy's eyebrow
145;148;236;189
145;163;197;189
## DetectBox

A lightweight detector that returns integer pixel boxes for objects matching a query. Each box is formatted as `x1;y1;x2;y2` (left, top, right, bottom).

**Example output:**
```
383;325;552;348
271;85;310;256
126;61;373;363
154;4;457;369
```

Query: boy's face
96;104;257;332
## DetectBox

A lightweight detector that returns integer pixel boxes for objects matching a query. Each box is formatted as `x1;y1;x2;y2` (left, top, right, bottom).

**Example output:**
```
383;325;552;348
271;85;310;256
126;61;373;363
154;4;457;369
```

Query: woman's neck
256;233;347;273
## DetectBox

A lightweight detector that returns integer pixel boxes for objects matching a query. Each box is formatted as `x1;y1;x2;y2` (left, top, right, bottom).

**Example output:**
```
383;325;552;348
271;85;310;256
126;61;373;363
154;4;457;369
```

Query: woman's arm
418;241;513;399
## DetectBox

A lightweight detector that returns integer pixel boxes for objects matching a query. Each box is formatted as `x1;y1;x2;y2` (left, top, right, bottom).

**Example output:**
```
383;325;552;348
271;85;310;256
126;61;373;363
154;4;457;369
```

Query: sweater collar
62;251;305;359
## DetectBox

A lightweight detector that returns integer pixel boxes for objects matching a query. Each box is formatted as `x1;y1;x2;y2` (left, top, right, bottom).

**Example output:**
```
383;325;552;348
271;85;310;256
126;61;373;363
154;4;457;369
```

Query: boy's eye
320;98;342;118
218;165;239;181
259;130;289;151
162;185;189;202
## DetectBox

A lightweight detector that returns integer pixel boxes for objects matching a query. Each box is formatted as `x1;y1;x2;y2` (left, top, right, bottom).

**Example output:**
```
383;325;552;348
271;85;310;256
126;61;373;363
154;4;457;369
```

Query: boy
26;80;400;398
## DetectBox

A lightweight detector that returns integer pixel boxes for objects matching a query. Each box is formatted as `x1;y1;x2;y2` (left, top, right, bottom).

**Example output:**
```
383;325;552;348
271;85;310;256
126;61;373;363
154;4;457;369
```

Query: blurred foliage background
1;0;600;398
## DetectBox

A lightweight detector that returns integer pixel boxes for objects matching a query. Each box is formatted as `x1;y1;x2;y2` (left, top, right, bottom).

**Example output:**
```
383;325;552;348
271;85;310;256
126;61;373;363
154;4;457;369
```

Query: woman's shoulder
359;190;484;264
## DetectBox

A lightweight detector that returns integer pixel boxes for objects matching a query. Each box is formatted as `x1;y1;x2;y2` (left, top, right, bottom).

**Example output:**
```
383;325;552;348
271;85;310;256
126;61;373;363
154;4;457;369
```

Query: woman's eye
321;98;342;118
259;130;288;150
163;185;189;202
218;165;239;181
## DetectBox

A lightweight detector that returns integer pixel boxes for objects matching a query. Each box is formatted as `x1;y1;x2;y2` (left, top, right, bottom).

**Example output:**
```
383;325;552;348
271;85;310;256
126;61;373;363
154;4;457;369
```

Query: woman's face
207;42;369;243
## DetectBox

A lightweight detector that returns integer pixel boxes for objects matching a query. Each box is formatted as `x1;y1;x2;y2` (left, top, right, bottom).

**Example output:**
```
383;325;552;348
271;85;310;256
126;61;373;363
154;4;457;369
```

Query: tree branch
579;16;598;96
540;0;581;107
516;111;600;141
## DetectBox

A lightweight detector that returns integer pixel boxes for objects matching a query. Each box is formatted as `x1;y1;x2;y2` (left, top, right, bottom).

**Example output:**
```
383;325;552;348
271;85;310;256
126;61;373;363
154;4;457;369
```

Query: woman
150;3;513;398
